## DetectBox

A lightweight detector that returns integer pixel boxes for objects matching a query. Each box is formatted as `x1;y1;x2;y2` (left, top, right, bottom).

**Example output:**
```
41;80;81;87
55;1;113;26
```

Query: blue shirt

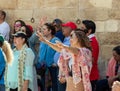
54;36;70;64
63;36;70;46
55;30;64;42
0;48;6;85
39;37;61;67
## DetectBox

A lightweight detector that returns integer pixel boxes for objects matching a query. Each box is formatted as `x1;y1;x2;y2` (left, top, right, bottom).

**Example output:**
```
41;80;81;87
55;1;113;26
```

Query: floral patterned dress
58;48;92;91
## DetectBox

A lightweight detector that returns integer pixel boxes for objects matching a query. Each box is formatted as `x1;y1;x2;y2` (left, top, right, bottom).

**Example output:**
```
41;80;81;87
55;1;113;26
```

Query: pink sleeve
106;57;116;77
58;49;70;77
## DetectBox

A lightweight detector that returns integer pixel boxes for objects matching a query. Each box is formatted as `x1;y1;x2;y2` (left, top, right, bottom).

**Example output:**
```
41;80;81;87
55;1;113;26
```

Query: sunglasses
70;34;73;38
14;24;21;27
20;29;26;32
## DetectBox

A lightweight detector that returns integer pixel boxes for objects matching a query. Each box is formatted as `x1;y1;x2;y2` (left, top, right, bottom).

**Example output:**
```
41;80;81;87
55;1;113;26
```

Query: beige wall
1;0;120;78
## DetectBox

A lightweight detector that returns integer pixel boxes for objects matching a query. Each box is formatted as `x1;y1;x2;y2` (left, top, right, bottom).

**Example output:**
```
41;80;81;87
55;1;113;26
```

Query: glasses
20;29;26;32
53;25;57;27
14;24;21;27
70;33;77;39
70;34;74;38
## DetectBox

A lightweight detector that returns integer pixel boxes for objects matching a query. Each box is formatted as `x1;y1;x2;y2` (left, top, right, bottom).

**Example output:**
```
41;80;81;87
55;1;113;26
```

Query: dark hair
0;41;3;47
52;19;62;25
52;19;62;31
0;10;6;20
21;25;32;38
14;20;26;26
113;46;120;55
75;28;85;32
14;20;26;33
19;34;28;46
74;30;91;50
82;20;96;34
44;23;56;35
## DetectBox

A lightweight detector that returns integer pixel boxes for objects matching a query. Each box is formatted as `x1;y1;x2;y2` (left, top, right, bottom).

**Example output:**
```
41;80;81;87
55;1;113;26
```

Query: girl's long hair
74;30;92;51
2;41;13;64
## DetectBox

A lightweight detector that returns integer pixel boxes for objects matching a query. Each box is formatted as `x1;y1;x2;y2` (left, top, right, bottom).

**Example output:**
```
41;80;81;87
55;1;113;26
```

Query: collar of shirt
88;34;95;39
63;36;70;43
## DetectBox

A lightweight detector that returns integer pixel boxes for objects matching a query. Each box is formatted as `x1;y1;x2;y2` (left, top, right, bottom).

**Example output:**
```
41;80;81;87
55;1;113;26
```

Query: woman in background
20;25;33;38
38;23;61;91
13;20;26;33
96;45;120;91
11;20;26;49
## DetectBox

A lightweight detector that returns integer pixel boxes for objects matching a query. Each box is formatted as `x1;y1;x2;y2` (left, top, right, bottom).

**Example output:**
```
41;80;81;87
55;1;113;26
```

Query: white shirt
0;21;10;41
88;34;95;39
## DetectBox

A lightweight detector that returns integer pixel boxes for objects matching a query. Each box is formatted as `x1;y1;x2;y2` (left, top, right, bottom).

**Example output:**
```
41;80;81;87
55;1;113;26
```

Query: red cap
62;22;77;30
27;25;33;33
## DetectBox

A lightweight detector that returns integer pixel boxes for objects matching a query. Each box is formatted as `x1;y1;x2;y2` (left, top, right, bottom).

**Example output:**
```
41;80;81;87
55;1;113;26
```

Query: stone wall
1;0;120;78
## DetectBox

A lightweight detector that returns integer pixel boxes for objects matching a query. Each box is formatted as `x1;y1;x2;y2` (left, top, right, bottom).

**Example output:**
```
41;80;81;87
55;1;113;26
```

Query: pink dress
58;48;92;91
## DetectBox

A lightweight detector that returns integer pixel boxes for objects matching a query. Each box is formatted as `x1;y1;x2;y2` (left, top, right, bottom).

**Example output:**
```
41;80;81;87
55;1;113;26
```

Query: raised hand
36;30;46;42
37;17;47;32
38;17;47;27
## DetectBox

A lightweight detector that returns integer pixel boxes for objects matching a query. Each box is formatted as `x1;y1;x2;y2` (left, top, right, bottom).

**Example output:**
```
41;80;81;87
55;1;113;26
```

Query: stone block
112;0;120;9
98;58;108;79
34;8;57;22
5;10;15;28
56;8;77;21
78;9;86;20
81;8;109;21
78;0;94;9
109;9;120;19
98;45;115;78
95;21;105;32
104;20;119;32
118;21;120;32
0;0;17;9
100;45;115;61
89;0;112;8
36;0;45;8
17;0;44;9
96;32;120;45
98;45;116;78
14;10;33;22
44;0;78;8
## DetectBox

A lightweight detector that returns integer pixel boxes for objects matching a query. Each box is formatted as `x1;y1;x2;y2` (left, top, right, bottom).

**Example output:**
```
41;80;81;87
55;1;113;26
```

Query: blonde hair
2;41;13;64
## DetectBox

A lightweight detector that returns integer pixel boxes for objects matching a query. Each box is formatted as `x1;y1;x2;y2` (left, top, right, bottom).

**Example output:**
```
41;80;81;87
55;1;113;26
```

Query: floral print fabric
58;48;92;91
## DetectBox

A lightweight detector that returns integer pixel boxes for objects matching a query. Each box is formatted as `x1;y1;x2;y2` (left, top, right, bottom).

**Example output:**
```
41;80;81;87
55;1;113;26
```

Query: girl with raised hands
37;29;92;91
